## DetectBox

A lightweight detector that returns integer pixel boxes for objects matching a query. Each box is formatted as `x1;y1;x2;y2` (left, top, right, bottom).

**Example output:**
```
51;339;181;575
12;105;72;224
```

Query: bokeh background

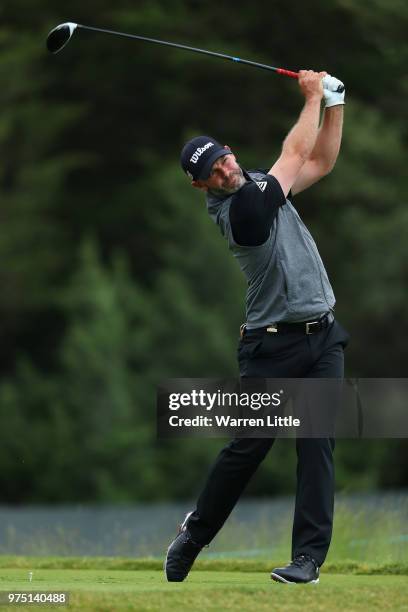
0;0;407;553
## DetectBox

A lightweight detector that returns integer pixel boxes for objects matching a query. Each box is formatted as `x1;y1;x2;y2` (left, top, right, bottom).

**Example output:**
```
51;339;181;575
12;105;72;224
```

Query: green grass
0;555;407;574
1;559;408;611
0;496;406;610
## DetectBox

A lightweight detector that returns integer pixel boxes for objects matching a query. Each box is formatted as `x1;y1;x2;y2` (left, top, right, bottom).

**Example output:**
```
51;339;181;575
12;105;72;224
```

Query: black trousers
187;318;350;567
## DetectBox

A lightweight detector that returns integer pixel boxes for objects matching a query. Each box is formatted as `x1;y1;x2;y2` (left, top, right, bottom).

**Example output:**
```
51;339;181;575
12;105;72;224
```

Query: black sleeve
229;175;286;246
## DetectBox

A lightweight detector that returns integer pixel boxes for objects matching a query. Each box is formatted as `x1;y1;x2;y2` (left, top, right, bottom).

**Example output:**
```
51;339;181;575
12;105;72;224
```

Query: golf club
46;22;344;93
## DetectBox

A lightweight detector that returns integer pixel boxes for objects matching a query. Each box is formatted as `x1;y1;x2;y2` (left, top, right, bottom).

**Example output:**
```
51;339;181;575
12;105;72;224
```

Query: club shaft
77;24;299;80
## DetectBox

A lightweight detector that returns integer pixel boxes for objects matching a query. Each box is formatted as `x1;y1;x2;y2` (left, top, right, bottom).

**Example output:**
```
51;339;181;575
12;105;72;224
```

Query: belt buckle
267;325;278;333
306;321;319;335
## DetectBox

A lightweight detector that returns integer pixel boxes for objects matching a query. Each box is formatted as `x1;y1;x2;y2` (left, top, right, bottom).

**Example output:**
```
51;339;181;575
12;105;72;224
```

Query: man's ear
192;180;208;192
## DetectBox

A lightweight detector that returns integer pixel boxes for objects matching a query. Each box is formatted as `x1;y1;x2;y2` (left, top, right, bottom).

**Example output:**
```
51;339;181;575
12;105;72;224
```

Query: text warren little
169;415;300;427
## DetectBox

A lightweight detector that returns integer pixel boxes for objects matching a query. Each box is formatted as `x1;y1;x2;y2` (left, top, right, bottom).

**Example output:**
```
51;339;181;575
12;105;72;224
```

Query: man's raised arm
269;70;326;197
291;75;345;196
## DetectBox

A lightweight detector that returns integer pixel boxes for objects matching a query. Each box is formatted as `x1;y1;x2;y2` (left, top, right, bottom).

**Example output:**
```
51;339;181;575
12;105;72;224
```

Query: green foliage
0;0;407;501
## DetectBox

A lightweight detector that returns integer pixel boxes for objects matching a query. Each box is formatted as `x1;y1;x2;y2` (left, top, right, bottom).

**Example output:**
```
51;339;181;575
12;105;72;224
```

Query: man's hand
298;70;327;101
322;74;345;107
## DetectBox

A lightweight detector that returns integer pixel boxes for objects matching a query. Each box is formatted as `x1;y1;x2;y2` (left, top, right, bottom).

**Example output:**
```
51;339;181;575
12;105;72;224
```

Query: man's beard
209;169;246;197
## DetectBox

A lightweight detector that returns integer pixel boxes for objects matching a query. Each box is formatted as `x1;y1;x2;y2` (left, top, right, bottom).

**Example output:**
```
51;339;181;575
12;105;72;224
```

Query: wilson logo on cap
190;141;214;164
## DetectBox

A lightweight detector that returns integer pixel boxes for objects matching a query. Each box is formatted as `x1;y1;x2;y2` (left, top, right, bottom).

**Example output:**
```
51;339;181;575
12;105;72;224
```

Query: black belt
241;312;334;338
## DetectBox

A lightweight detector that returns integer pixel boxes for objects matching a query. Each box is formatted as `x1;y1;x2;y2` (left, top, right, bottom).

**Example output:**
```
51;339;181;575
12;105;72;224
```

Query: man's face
192;151;245;196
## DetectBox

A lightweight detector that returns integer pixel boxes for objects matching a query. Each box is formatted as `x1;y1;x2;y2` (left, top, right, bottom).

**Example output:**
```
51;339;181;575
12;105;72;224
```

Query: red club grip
276;68;299;79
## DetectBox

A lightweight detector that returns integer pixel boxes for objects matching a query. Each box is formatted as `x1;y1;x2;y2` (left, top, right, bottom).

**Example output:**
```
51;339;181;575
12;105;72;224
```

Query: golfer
165;70;349;584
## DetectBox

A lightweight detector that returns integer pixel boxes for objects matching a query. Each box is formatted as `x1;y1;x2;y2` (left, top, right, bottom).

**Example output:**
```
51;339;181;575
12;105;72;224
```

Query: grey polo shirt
206;169;335;328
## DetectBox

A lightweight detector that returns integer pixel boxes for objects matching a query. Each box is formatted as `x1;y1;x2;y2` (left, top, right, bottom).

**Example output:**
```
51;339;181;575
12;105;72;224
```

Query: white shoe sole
271;572;319;584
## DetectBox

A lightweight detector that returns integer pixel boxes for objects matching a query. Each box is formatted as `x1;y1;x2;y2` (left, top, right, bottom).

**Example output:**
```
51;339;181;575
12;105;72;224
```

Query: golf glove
322;74;345;107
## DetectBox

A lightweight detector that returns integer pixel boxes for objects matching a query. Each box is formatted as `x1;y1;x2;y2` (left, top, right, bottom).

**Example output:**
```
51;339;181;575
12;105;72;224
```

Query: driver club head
46;22;78;54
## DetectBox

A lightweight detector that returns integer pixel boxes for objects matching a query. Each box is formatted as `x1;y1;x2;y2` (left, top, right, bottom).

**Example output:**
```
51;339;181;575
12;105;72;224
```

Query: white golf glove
322;74;345;107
